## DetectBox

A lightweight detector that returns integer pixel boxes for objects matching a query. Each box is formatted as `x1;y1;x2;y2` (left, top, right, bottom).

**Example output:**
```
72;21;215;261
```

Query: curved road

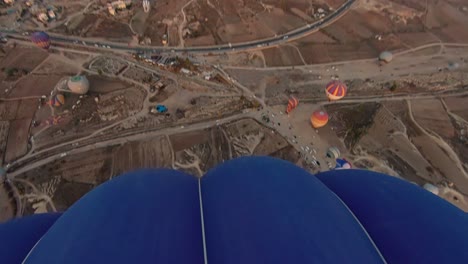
1;0;355;54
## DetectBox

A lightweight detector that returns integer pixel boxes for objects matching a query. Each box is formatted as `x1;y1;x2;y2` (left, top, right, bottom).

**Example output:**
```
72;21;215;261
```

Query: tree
389;81;397;92
97;69;103;75
4;67;17;77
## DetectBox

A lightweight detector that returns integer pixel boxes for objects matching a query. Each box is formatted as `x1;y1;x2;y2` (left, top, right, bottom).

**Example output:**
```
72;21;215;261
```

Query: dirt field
262;46;305;66
170;130;211;152
5;118;31;162
4;117;298;219
326;103;381;149
122;66;159;83
359;105;437;182
0;47;48;72
111;136;173;176
172;118;299;177
225;0;468;67
141;0;345;46
443;96;468;121
33;56;80;76
15;148;112;212
33;86;145;151
0;101;19;121
8;75;62;98
328;100;468;211
16;99;39;119
88;75;131;93
87;17;133;41
57;14;133;42
385;100;468;209
172;127;230;177
411;99;455;139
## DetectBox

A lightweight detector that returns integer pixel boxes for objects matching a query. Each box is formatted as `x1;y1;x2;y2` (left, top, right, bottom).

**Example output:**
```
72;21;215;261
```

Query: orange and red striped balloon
286;96;299;114
325;81;347;101
49;94;65;107
311;110;329;128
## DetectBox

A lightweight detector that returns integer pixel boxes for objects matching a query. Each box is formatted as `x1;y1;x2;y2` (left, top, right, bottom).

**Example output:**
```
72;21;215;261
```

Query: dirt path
178;0;196;48
407;100;468;183
13;178;57;213
285;44;307;65
440;98;468;126
174;149;204;177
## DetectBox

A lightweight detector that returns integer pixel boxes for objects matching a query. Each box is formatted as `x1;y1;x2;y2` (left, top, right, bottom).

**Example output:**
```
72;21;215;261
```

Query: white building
180;68;191;75
37;13;48;23
143;0;150;13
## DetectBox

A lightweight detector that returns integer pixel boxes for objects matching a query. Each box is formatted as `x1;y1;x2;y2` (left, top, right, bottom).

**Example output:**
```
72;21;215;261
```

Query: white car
60;152;68;158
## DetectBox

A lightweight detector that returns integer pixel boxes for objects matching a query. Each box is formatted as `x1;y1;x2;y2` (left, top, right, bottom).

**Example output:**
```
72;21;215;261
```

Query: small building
143;0;150;13
37;13;48;23
108;4;115;16
180;68;191;75
112;0;127;10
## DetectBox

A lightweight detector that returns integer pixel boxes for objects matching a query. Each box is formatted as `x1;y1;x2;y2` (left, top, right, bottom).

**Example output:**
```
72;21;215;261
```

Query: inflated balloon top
325;80;347;101
311;110;329;128
286;96;299;114
31;31;51;50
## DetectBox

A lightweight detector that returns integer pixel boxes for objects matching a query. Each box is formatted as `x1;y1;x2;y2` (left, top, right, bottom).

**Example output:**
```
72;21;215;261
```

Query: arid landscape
1;0;468;223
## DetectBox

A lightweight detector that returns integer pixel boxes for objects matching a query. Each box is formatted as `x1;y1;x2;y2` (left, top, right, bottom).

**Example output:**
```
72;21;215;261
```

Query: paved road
7;111;255;178
0;0;355;54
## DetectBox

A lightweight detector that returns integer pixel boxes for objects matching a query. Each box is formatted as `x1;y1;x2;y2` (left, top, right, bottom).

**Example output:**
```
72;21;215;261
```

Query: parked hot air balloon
49;94;65;107
325;80;347;101
326;147;340;159
311;110;328;128
379;51;393;63
286;96;299;114
31;31;50;50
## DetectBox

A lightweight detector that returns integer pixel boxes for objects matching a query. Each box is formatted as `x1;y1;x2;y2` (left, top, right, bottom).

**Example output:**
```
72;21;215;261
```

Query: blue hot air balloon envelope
1;156;467;263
